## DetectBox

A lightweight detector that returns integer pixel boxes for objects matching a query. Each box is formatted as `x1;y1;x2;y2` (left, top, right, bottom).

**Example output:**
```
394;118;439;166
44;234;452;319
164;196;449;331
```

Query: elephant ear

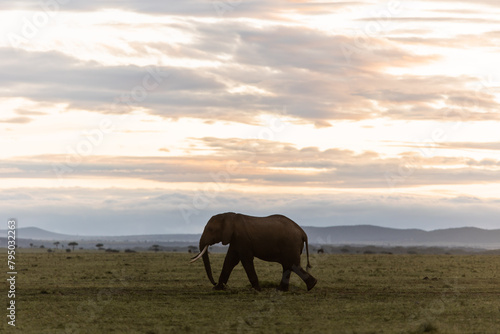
221;213;237;245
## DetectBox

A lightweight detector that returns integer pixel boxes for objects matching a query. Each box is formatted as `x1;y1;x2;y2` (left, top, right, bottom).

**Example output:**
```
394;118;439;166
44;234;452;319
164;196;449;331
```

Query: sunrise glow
1;0;499;235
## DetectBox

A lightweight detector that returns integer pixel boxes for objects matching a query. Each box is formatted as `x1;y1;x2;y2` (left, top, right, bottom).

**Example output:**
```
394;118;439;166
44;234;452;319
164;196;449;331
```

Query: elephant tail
304;234;312;271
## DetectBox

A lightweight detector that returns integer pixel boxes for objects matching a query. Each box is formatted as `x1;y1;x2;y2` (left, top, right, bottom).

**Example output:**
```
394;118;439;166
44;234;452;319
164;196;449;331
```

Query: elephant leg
241;258;261;291
292;264;317;291
278;266;291;292
214;248;240;290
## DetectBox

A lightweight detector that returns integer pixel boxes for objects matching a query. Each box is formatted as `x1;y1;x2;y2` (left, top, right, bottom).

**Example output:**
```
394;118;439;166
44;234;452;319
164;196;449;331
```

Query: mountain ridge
1;225;499;248
302;225;500;248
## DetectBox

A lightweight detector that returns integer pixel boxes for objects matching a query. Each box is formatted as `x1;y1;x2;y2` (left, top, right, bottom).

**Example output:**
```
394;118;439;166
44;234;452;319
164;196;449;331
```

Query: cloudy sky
1;0;500;235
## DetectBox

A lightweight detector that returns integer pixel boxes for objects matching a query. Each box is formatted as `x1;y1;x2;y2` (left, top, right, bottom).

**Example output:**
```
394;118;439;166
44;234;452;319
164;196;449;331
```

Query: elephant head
190;213;236;285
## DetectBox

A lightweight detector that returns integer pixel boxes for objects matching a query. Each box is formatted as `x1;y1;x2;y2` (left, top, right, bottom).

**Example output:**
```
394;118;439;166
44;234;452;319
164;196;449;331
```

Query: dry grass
1;250;500;333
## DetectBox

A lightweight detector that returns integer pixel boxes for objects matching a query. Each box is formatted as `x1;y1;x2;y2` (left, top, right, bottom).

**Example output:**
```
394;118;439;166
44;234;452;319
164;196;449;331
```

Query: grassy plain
1;250;500;333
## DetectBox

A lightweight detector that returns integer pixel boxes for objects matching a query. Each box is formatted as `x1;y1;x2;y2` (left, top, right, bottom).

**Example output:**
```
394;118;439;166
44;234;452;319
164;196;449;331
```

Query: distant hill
0;227;202;251
1;225;500;249
0;227;200;242
6;227;75;240
303;225;500;249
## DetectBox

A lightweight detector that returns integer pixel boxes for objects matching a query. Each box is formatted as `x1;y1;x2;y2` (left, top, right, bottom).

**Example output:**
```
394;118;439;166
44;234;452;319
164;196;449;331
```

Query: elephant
190;212;317;291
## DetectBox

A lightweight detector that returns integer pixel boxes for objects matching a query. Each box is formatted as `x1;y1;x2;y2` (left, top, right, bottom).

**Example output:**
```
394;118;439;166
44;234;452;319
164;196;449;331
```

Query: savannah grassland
1;250;500;334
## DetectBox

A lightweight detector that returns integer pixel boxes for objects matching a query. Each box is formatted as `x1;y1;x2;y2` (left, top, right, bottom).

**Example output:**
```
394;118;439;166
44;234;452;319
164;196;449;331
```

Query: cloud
15;109;47;116
0;47;225;114
389;30;500;49
438;142;500;151
358;16;499;24
420;0;499;7
0;116;32;123
388;141;500;152
355;75;500;121
2;10;497;126
0;0;363;18
2;136;499;189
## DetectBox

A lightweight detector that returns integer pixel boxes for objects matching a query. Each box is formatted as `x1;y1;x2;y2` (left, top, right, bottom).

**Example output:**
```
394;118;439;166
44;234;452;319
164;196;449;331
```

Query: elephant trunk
202;246;216;286
195;227;217;286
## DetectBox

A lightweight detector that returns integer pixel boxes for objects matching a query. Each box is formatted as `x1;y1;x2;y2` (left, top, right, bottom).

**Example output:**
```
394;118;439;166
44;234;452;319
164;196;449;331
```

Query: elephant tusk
190;245;209;263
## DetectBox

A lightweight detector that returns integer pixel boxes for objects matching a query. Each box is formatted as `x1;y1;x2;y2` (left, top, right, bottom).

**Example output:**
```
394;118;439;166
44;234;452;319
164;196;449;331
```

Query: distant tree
53;241;60;249
47;249;53;253
68;242;78;251
96;243;104;249
66;249;71;253
40;245;45;249
151;245;160;252
29;243;33;248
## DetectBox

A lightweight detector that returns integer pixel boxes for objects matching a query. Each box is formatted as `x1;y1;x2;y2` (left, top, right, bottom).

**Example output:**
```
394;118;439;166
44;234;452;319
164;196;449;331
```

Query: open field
1;250;500;333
